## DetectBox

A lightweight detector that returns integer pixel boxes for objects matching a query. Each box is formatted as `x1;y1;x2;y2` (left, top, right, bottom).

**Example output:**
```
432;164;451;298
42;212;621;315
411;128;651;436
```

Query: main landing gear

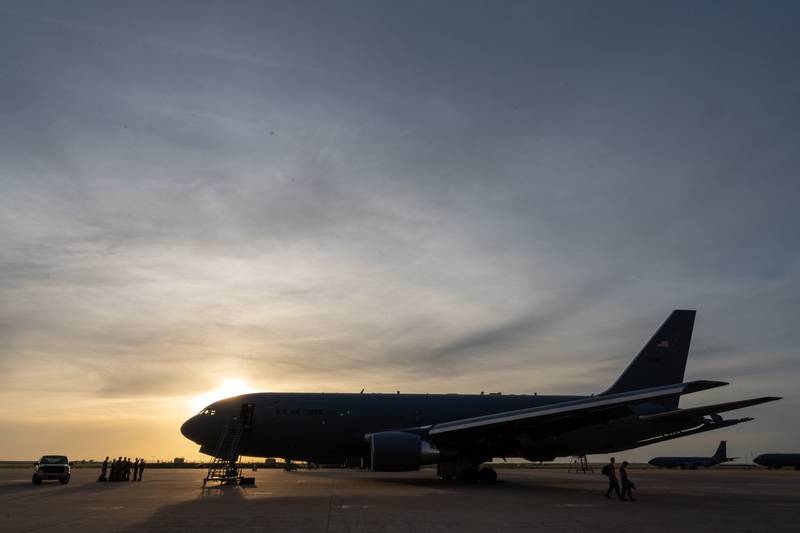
451;467;498;484
478;467;497;484
438;459;498;484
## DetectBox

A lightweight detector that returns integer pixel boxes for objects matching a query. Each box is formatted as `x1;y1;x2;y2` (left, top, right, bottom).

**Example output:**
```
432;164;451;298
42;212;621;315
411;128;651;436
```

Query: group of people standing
602;457;636;501
97;456;145;482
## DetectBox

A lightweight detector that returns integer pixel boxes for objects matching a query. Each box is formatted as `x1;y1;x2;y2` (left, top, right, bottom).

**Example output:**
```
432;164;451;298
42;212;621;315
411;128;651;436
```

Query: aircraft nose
180;416;200;443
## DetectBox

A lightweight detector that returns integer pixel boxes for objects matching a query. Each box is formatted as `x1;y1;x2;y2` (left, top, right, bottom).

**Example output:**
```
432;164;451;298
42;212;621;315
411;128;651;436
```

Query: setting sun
189;379;258;414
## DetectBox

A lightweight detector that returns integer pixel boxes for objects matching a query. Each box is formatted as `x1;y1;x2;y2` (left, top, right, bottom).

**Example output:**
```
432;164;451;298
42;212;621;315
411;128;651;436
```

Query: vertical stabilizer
713;441;727;459
602;310;696;408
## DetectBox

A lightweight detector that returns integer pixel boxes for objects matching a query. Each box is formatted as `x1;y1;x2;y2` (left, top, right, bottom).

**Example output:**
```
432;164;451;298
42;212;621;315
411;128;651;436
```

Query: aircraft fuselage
648;456;726;469
753;453;800;469
181;391;704;463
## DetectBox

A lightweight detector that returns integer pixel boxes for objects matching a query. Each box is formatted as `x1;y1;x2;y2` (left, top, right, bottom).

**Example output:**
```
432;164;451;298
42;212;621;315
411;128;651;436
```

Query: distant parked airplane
182;310;780;483
648;440;734;469
754;454;800;470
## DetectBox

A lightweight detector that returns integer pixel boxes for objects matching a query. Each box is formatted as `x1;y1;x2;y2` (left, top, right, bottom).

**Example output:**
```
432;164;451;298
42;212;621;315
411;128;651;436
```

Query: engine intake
369;431;440;472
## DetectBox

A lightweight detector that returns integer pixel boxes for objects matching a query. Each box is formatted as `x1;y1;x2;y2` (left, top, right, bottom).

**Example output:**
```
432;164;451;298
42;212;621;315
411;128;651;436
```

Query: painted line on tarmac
555;503;598;508
85;506;124;511
338;504;373;509
768;502;800;507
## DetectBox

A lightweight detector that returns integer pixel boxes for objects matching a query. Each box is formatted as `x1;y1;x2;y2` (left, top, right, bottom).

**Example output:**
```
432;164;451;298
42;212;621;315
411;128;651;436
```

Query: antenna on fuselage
360;388;364;394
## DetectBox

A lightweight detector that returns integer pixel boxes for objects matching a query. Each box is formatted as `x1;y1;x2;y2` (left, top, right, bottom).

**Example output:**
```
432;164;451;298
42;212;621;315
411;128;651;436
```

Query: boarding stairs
203;419;245;486
568;454;593;474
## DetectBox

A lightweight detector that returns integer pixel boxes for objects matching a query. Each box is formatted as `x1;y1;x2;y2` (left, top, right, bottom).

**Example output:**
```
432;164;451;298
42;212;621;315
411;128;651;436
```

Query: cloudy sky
1;1;798;461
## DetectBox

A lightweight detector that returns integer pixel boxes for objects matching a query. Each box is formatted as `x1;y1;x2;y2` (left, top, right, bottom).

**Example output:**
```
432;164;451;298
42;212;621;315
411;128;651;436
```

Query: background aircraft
181;310;779;483
754;454;800;470
648;440;734;469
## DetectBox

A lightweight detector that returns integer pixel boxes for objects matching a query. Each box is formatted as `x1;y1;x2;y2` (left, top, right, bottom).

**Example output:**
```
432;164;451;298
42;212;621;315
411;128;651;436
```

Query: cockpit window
199;408;216;416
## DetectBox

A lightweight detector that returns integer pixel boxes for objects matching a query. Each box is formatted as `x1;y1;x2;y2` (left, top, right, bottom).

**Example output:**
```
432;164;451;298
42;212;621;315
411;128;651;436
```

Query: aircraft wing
638;396;781;423
425;380;726;440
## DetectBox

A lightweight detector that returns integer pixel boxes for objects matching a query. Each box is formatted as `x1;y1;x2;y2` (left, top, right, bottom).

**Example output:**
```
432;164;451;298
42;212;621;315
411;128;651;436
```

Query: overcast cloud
1;1;798;460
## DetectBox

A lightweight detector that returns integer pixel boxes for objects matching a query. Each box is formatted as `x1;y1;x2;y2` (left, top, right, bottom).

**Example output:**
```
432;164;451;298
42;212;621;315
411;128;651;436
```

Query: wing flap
639;396;781;422
427;381;717;437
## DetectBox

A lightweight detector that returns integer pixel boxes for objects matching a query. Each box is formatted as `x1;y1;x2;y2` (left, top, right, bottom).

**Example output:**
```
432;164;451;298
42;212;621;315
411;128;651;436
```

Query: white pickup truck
32;455;72;485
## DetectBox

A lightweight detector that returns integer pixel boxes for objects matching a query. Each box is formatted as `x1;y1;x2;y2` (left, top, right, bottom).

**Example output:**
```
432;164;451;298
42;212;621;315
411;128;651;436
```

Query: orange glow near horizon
189;379;257;414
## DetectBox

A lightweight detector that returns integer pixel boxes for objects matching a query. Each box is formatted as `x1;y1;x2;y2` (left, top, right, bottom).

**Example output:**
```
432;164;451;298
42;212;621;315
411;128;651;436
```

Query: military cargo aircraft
753;453;800;469
648;440;734;469
181;310;780;483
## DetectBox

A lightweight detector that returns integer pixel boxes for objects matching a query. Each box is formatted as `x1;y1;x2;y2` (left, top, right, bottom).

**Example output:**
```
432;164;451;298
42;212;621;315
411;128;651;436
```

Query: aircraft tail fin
602;310;696;408
714;440;727;459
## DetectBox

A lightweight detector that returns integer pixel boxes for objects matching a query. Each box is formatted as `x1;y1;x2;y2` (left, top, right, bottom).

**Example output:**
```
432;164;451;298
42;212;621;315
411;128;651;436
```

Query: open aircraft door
240;403;255;429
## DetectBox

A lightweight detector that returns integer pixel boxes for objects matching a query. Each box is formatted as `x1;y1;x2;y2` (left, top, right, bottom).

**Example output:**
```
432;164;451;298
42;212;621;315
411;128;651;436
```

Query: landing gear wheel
32;475;42;485
437;463;456;481
459;467;479;484
59;476;70;485
479;467;497;484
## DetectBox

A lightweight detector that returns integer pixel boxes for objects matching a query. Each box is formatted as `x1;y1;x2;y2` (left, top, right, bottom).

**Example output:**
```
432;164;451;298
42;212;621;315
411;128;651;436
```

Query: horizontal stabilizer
639;396;781;422
683;380;729;393
600;417;754;452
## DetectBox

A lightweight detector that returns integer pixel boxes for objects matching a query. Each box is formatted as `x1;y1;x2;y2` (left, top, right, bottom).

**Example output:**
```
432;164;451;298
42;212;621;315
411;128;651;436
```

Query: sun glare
190;379;257;414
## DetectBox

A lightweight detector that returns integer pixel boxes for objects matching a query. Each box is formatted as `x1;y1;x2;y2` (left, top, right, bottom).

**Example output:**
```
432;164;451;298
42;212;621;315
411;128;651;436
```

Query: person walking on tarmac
98;456;109;482
133;458;139;480
620;461;636;501
602;457;623;499
110;458;119;481
137;459;145;481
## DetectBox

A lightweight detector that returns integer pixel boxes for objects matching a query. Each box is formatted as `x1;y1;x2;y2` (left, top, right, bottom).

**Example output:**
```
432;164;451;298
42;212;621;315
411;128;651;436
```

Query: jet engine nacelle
369;431;440;472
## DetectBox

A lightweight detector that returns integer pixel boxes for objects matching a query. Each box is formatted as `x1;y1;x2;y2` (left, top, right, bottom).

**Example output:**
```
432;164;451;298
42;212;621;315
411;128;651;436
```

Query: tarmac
1;467;798;532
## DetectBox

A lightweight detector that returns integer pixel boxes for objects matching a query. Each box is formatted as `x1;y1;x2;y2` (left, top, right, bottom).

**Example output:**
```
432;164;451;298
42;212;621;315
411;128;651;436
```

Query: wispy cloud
1;0;799;459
